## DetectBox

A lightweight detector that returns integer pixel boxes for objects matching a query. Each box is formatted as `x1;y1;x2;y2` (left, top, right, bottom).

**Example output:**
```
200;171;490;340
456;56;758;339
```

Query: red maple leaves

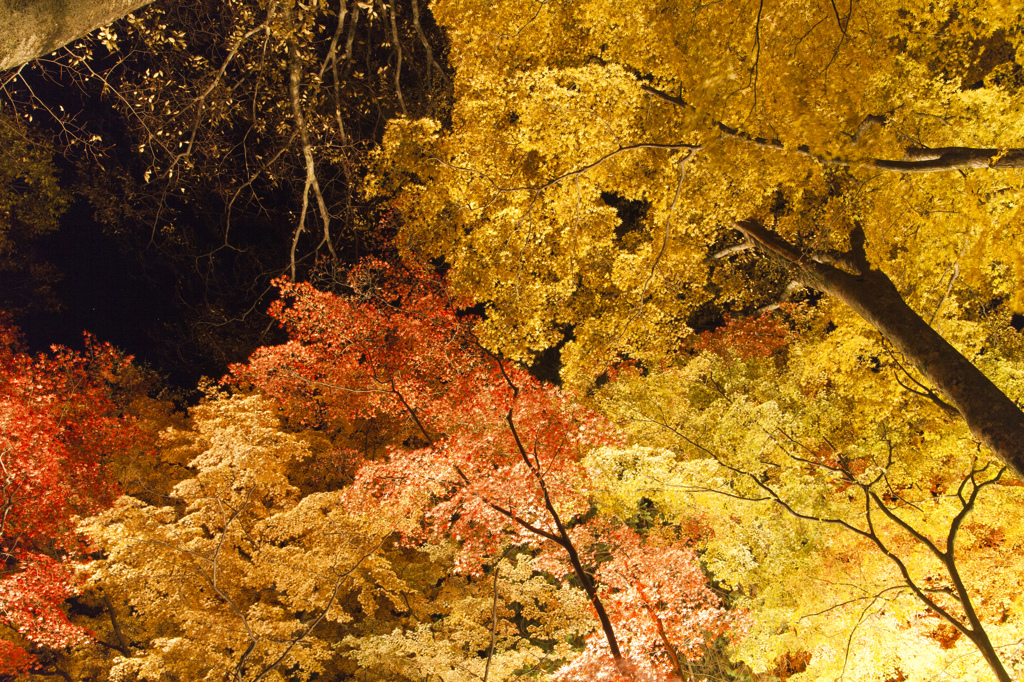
557;526;748;680
694;312;790;360
234;260;746;679
0;322;144;674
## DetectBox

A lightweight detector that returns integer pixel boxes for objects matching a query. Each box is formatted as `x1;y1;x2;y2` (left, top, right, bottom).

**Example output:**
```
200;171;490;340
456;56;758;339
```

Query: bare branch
381;0;408;116
410;0;449;92
712;241;755;260
799;585;907;621
285;2;338;271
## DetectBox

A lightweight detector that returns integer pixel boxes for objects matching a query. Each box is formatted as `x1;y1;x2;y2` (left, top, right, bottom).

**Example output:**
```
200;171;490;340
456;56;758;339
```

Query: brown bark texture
1;0;153;71
735;219;1024;481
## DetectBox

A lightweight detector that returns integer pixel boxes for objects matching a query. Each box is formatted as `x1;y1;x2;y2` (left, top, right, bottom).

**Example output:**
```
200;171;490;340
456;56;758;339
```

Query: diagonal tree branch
641;84;1024;172
733;218;1024;480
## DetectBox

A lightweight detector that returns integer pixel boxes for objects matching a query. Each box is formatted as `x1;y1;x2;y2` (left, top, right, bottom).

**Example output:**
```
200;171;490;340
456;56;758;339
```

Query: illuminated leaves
80;394;394;682
371;0;1024;398
555;526;747;681
594;309;1024;680
235;260;746;678
0;322;145;672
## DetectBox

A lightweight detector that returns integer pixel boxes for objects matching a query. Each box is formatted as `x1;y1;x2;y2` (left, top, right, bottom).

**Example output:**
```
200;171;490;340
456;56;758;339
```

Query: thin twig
482;563;501;682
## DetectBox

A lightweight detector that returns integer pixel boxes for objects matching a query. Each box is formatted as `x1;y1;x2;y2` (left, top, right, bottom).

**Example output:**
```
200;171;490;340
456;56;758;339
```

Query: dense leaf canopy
2;0;1024;680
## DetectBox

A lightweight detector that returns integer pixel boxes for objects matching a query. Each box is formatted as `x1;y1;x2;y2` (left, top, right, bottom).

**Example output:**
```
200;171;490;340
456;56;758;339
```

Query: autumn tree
51;261;749;680
233;259;747;680
75;393;399;681
58;389;604;681
0;321;146;677
591;305;1024;680
368;0;1024;475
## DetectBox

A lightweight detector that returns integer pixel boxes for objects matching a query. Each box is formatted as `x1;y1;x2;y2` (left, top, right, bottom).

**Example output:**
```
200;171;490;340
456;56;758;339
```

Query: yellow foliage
57;393;599;680
370;0;1024;389
592;317;1024;679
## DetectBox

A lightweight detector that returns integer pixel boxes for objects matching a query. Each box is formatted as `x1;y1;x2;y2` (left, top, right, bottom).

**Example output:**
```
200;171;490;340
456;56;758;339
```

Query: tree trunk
735;219;1024;480
1;0;153;71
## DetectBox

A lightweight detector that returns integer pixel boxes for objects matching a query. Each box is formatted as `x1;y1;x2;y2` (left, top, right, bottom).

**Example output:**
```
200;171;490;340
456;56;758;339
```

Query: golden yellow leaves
345;554;591;682
69;392;610;681
591;312;1024;679
77;394;395;681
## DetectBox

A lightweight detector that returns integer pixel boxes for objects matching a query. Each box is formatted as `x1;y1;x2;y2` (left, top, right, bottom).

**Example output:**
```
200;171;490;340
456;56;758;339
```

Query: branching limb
712;240;755;260
381;0;408;116
798;585;907;621
410;0;450;92
854;485;971;638
432;142;704;203
734;217;1024;480
757;281;803;314
101;590;131;656
837;587;896;681
945;463;1003;564
504;409;629;674
223;133;298;250
646;396;1013;679
749;0;764;113
509;142;702;193
927;263;959;326
390;376;564;545
481;498;564;545
885;348;958;416
157;1;280;193
284;2;338;272
390;379;435;446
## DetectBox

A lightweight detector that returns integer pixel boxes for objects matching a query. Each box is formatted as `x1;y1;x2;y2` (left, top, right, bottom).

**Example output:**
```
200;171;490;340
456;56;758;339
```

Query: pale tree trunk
735;219;1024;480
1;0;153;71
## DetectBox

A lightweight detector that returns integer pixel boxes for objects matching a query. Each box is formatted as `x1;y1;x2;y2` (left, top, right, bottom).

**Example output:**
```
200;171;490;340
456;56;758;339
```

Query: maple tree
233;259;747;680
591;305;1024;680
0;321;146;677
40;263;748;681
76;392;399;681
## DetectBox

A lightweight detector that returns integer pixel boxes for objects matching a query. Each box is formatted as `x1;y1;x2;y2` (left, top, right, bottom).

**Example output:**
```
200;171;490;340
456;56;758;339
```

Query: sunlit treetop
370;0;1024;385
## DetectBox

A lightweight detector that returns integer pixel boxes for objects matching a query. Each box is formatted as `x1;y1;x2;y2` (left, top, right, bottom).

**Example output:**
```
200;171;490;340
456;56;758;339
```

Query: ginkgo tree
0;321;146;677
367;0;1024;477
